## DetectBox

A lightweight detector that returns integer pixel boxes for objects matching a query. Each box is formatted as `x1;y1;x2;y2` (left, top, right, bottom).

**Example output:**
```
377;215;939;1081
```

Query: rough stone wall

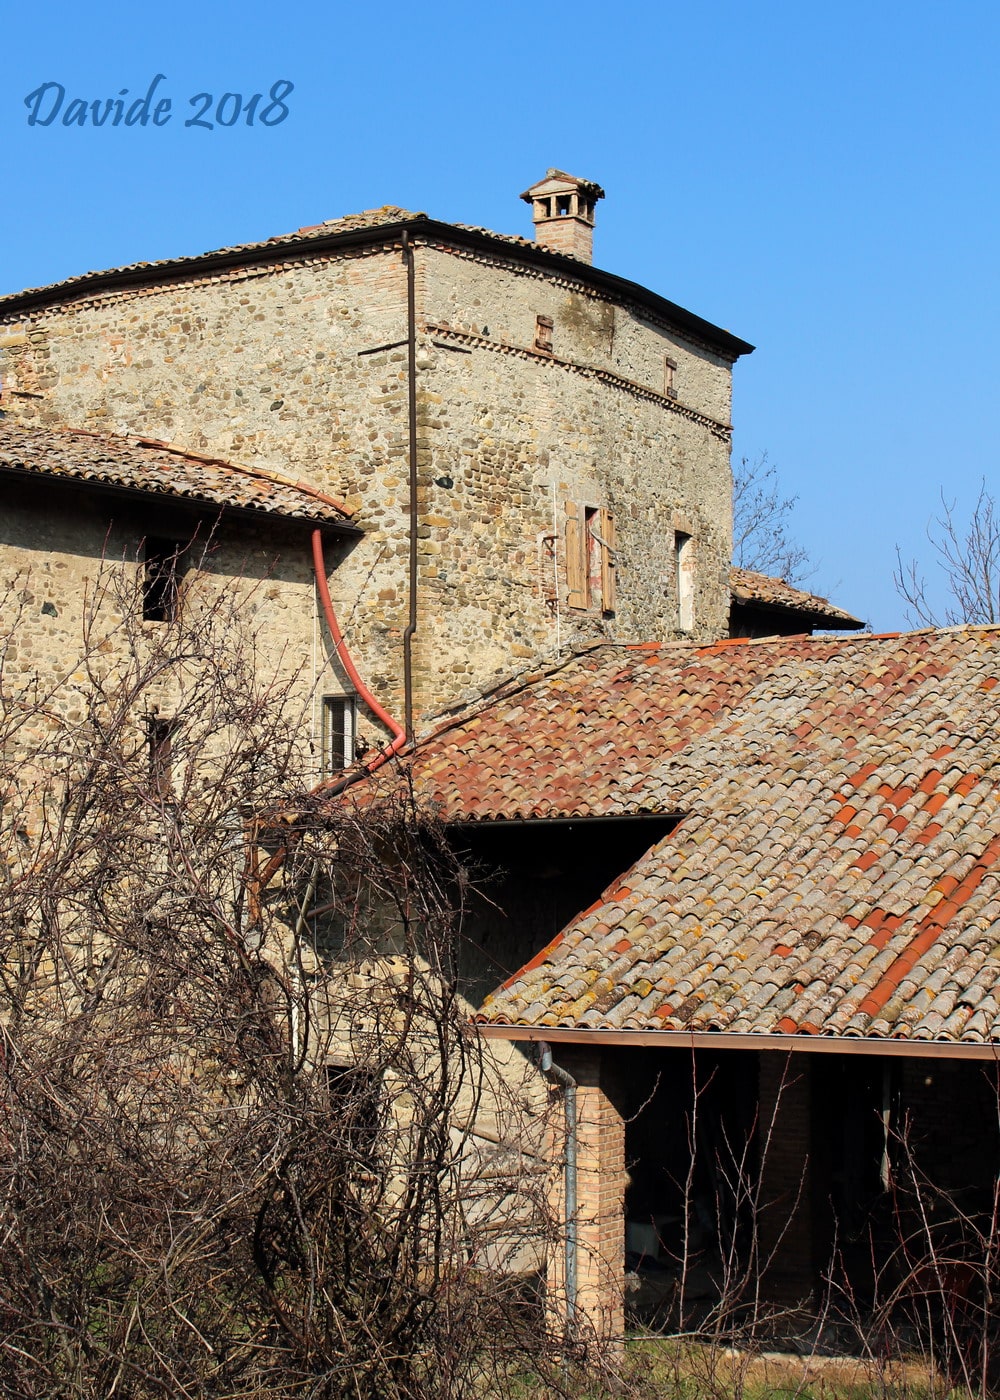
0;481;348;787
0;228;736;724
416;242;734;707
0;247;414;741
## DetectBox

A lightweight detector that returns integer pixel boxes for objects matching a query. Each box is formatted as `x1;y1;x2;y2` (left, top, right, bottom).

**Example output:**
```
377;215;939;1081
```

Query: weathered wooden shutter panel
599;507;617;613
565;500;588;608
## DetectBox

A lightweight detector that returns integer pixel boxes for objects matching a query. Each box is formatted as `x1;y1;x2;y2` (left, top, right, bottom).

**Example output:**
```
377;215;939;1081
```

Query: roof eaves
473;1024;1000;1059
730;596;866;630
0;463;359;534
0;218;754;362
0;423;360;531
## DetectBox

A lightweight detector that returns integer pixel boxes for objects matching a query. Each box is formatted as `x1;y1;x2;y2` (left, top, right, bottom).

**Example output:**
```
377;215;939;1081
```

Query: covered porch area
485;1028;1000;1361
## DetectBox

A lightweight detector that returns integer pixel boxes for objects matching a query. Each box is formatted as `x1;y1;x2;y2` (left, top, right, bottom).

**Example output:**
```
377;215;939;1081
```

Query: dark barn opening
447;815;678;1007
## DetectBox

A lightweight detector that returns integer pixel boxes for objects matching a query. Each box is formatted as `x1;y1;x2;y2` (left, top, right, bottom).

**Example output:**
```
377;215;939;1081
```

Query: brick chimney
520;169;605;264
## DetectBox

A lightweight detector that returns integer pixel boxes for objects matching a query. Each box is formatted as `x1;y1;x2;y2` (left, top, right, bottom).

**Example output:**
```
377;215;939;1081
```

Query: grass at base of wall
512;1338;977;1400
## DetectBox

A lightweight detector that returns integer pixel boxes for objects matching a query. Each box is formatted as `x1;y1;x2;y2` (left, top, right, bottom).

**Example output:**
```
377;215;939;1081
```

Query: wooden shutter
599;508;617;614
565;500;588;608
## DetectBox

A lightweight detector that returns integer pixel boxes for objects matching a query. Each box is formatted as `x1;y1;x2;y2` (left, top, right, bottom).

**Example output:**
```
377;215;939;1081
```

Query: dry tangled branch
0;550;561;1399
732;453;811;585
894;480;1000;626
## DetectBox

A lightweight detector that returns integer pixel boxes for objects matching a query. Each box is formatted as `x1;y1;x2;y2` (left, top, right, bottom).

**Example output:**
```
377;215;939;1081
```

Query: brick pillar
757;1052;814;1307
547;1048;626;1351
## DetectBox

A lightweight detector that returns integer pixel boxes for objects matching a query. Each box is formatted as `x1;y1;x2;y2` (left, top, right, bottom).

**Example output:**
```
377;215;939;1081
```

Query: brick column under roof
548;1048;626;1351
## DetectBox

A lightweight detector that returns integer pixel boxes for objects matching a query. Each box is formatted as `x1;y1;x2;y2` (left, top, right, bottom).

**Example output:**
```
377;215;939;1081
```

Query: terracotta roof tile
0;420;354;526
403;629;1000;1044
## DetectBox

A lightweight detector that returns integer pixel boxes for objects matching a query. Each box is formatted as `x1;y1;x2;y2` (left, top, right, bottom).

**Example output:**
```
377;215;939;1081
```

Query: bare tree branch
732;452;812;584
895;480;1000;626
0;546;564;1400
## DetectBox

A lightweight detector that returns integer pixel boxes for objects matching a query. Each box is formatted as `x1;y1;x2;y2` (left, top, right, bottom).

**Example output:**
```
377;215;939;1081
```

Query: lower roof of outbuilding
0;420;357;530
729;567;864;630
402;628;1000;1047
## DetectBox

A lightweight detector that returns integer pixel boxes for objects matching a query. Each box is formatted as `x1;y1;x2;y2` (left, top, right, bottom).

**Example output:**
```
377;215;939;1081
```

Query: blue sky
3;0;998;630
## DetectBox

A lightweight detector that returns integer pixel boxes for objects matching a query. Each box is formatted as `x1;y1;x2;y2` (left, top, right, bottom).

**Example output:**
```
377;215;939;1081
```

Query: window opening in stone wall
322;695;357;776
675;531;694;631
664;357;678;399
143;538;183;622
534;314;554;355
325;1063;383;1170
147;716;177;798
585;507;601;607
565;502;616;614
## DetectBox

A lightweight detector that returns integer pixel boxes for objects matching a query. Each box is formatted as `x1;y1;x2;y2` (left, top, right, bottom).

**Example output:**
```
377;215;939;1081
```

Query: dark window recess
147;716;177;797
326;1063;383;1167
143;538;183;622
322;695;356;775
675;530;694;631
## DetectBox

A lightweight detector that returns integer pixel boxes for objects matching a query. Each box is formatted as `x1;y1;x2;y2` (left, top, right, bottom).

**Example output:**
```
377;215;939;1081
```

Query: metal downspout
401;228;418;745
539;1041;578;1335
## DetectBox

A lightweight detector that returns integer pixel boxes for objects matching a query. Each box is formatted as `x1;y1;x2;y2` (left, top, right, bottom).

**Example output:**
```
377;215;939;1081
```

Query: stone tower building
0;173;753;739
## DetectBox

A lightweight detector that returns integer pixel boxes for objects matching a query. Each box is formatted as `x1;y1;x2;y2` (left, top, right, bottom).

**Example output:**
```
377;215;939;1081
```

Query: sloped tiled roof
0;421;355;527
730;567;864;629
0;209;754;360
405;630;1000;1043
0;209;423;310
0;207;581;311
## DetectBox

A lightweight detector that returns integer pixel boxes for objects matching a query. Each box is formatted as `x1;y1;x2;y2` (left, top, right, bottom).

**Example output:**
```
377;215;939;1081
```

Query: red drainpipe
310;528;407;788
249;529;408;897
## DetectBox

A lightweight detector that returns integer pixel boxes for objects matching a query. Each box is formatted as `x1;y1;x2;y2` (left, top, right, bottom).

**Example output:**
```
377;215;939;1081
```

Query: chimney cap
519;169;606;204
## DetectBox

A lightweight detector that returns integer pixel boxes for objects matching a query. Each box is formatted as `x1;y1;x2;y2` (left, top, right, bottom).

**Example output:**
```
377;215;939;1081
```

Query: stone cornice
424;322;733;441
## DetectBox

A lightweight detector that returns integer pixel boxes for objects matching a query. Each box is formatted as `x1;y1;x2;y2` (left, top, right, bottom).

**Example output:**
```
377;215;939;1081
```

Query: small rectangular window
322;695;356;775
534;314;554;355
326;1063;383;1168
675;531;694;631
585;506;601;606
143;538;183;622
147;716;177;797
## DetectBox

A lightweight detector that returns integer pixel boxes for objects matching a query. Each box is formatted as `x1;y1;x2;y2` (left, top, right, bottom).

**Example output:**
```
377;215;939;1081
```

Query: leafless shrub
894;480;1000;626
857;1110;1000;1399
0;548;563;1398
621;1053;1000;1400
733;453;812;584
